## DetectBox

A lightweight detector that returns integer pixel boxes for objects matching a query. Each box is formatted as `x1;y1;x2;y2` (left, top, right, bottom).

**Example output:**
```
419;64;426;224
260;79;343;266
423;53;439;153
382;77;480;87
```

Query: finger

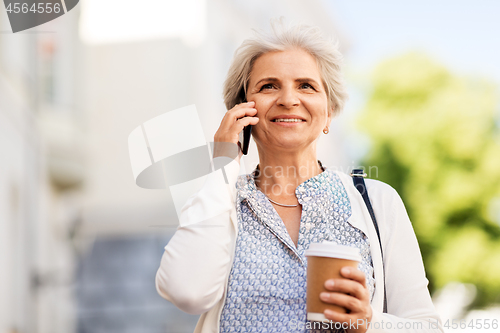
225;103;257;121
324;278;368;301
227;108;257;125
324;309;352;323
214;117;259;144
218;108;257;135
232;116;259;133
323;309;356;326
229;101;255;110
341;267;367;288
320;292;363;313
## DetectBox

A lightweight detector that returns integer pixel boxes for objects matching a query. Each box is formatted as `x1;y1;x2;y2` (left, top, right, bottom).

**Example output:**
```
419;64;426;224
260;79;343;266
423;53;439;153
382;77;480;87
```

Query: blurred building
0;5;83;333
0;1;347;332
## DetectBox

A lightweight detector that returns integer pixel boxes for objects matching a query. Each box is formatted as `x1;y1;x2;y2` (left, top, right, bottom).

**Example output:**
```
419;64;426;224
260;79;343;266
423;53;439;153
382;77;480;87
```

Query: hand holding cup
321;266;372;333
305;243;372;333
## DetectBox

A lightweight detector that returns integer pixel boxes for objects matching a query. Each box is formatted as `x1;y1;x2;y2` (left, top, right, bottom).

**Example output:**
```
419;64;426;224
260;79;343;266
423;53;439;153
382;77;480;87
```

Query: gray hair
223;20;348;114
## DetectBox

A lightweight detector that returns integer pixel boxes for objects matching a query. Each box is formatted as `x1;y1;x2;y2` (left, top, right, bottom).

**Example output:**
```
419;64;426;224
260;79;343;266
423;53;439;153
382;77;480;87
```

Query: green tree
358;53;500;307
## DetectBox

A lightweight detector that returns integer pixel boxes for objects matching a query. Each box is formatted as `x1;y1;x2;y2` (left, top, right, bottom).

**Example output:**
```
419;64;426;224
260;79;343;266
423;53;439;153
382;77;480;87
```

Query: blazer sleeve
365;180;444;333
155;157;240;315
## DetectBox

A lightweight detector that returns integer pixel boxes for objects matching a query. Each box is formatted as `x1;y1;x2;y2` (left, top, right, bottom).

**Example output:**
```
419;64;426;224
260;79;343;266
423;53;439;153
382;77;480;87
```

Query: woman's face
246;48;332;154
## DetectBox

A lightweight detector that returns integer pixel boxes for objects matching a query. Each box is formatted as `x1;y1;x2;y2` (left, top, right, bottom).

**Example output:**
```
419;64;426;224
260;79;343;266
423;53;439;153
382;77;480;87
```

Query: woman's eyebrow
252;77;320;87
254;77;279;86
295;78;320;85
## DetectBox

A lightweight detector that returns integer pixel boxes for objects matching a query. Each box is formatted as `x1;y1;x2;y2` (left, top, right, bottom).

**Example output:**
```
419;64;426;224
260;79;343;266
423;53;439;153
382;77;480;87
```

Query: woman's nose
276;87;300;108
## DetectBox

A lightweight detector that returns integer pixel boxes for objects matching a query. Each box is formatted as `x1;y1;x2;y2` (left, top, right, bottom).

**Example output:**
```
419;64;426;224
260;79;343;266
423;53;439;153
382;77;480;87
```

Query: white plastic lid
304;242;362;262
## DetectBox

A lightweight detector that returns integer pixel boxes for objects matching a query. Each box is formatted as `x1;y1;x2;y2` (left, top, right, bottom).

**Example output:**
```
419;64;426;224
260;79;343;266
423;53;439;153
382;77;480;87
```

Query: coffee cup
304;242;361;322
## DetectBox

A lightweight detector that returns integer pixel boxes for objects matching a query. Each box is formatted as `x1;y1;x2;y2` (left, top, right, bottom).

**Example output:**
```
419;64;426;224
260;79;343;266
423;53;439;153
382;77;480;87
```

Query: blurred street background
0;0;499;332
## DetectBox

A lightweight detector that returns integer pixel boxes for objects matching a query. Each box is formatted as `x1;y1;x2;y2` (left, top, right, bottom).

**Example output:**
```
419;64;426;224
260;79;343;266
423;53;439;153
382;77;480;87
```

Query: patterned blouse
219;167;375;333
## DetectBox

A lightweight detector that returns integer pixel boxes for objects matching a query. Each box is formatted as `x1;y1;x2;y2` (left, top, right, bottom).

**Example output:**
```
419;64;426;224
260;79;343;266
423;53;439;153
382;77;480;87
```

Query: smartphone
239;97;252;155
241;125;252;155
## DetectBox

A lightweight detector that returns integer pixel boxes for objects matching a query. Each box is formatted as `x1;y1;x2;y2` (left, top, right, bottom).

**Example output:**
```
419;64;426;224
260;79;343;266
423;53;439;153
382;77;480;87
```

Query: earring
323;127;329;134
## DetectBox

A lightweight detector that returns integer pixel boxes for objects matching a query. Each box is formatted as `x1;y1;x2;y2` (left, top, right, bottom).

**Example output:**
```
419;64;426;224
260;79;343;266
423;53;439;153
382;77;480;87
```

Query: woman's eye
259;84;274;91
300;83;314;89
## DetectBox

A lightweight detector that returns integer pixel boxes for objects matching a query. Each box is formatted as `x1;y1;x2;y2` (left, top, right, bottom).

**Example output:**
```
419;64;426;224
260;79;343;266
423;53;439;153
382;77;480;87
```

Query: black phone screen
241;125;252;155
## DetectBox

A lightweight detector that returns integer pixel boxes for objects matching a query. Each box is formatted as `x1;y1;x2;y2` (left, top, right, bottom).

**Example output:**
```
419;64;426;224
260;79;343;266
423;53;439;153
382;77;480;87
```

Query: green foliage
358;52;500;307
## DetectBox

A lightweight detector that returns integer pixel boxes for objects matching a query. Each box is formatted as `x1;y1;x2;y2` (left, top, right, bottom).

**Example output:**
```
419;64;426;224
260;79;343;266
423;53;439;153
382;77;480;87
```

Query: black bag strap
351;168;388;313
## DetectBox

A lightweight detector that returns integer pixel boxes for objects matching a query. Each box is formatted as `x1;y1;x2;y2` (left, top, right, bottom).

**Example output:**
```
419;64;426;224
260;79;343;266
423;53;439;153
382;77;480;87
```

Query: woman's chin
263;140;311;153
254;133;317;153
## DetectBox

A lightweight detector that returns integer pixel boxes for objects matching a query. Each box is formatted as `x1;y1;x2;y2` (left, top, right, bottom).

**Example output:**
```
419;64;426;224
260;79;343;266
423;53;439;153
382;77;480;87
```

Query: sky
318;0;500;161
324;0;500;84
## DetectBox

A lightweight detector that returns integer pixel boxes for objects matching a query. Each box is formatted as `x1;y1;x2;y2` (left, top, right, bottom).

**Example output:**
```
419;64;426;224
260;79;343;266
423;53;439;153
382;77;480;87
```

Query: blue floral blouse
219;167;375;333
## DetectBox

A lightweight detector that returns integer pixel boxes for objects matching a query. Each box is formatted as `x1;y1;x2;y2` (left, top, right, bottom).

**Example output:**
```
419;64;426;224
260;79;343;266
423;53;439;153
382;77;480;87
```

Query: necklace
257;160;326;208
266;196;299;208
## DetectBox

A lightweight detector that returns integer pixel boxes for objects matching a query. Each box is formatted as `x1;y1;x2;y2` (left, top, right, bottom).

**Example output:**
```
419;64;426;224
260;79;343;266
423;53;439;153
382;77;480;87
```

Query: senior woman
156;22;443;333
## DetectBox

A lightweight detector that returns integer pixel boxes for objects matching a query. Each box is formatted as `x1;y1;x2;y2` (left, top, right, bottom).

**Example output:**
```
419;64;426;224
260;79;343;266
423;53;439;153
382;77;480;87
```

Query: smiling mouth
272;119;305;123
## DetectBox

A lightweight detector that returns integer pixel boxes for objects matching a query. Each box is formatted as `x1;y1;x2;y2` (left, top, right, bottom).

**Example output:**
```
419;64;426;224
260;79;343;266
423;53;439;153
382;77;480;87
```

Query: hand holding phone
213;101;258;159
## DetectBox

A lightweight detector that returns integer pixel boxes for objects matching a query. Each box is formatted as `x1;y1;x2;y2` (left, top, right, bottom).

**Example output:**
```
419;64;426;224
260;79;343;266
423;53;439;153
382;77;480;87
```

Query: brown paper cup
305;242;361;322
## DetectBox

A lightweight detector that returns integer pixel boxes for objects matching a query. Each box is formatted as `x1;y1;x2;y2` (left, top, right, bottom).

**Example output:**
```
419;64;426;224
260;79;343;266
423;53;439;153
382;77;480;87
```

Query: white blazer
156;157;444;333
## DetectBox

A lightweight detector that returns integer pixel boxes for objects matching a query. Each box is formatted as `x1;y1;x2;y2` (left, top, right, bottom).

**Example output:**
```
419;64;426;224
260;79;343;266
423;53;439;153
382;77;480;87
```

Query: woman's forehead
248;49;324;92
250;49;321;81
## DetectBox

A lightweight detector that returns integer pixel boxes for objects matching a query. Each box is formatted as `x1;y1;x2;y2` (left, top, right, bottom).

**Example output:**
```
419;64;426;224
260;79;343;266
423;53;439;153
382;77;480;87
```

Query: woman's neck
255;149;323;199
